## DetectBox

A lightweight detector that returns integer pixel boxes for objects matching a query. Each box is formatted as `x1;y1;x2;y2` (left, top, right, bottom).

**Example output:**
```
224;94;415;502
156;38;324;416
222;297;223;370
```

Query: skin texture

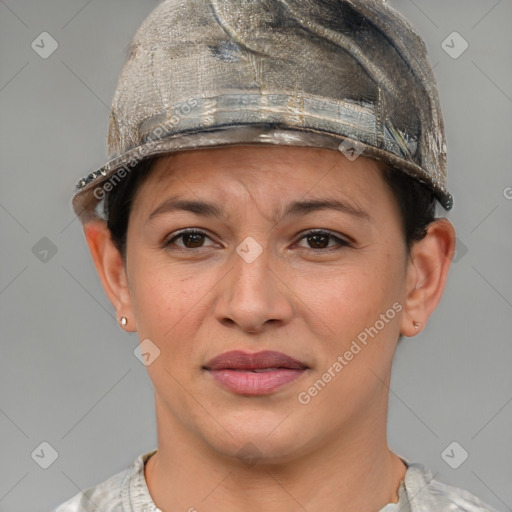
84;145;456;512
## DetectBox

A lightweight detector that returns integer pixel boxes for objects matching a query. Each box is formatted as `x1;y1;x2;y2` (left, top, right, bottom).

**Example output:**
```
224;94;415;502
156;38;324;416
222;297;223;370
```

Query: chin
203;410;308;461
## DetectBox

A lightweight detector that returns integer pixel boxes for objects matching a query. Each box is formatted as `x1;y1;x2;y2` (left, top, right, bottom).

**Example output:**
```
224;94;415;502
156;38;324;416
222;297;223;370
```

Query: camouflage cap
72;0;453;221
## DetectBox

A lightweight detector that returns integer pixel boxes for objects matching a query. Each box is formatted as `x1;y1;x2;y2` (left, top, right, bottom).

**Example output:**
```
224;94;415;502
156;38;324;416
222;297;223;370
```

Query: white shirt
52;450;498;511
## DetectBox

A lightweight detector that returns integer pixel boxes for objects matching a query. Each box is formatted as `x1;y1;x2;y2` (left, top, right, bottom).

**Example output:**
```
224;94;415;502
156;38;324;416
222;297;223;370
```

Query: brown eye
165;229;214;249
297;230;351;251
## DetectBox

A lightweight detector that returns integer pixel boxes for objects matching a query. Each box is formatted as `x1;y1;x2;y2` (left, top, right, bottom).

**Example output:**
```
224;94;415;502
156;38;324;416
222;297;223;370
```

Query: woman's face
123;145;414;461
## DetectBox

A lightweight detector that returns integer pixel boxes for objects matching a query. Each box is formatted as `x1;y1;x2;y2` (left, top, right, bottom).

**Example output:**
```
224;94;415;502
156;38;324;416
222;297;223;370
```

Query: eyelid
163;228;218;248
295;229;352;249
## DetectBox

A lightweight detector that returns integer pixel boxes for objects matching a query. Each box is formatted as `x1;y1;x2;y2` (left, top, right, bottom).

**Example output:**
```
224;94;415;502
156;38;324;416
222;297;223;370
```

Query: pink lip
203;350;309;396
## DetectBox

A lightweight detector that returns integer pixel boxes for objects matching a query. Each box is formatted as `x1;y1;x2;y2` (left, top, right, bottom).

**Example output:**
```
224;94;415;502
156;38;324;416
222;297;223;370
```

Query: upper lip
203;350;309;371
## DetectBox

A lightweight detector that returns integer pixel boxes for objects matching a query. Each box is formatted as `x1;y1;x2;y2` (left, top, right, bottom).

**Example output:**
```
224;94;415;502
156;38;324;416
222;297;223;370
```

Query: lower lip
207;368;307;395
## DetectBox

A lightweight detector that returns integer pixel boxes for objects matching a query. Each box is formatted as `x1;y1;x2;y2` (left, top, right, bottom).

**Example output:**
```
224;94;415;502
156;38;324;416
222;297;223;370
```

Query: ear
400;218;456;337
83;220;136;332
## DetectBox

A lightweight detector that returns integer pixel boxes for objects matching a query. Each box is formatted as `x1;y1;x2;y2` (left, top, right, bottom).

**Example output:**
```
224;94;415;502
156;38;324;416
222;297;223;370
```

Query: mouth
203;350;309;396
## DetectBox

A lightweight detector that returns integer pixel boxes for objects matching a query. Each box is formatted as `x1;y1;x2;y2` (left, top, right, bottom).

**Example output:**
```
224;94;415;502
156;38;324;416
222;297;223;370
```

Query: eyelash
163;228;352;253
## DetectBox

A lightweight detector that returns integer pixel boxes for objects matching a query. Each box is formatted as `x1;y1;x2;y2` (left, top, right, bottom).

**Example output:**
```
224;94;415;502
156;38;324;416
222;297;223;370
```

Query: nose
214;241;294;335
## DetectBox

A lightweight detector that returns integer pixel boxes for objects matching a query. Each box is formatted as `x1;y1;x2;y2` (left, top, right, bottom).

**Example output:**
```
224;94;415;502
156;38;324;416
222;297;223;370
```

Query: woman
54;0;498;510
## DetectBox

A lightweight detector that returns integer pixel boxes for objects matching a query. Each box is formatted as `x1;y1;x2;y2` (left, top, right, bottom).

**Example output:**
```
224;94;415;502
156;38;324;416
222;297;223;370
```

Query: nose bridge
215;235;293;332
234;236;272;292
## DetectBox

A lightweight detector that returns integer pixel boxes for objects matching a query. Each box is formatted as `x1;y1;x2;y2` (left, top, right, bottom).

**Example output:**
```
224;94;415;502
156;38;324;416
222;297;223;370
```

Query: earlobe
83;220;136;331
400;218;456;338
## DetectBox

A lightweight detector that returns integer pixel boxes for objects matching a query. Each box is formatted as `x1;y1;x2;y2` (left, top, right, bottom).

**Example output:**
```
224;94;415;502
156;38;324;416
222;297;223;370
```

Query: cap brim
72;125;453;223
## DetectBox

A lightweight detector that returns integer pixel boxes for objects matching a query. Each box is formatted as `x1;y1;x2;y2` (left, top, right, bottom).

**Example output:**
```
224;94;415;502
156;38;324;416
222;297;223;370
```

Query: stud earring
119;316;128;327
413;321;422;329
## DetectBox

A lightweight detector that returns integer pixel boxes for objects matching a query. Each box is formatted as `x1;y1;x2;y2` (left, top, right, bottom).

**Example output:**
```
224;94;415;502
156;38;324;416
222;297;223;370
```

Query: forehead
131;145;393;220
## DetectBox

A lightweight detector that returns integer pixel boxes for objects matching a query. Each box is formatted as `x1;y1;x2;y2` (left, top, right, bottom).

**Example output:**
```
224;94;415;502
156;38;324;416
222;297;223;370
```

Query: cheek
128;261;208;409
302;244;405;398
128;257;222;365
302;249;404;336
129;260;188;336
296;255;404;419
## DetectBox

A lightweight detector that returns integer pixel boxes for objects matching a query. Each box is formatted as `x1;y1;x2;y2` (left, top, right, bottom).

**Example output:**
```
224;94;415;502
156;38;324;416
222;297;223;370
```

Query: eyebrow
146;196;371;225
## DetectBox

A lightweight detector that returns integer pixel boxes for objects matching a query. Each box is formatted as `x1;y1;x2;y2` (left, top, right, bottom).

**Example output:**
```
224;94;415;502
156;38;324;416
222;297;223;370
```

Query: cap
72;0;453;222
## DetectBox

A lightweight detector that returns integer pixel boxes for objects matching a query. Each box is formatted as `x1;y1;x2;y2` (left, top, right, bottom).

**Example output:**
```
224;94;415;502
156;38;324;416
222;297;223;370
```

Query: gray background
0;1;511;511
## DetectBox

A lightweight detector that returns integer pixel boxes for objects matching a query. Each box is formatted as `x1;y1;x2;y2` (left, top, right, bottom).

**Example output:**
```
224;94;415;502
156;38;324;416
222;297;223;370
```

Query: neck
144;398;406;512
